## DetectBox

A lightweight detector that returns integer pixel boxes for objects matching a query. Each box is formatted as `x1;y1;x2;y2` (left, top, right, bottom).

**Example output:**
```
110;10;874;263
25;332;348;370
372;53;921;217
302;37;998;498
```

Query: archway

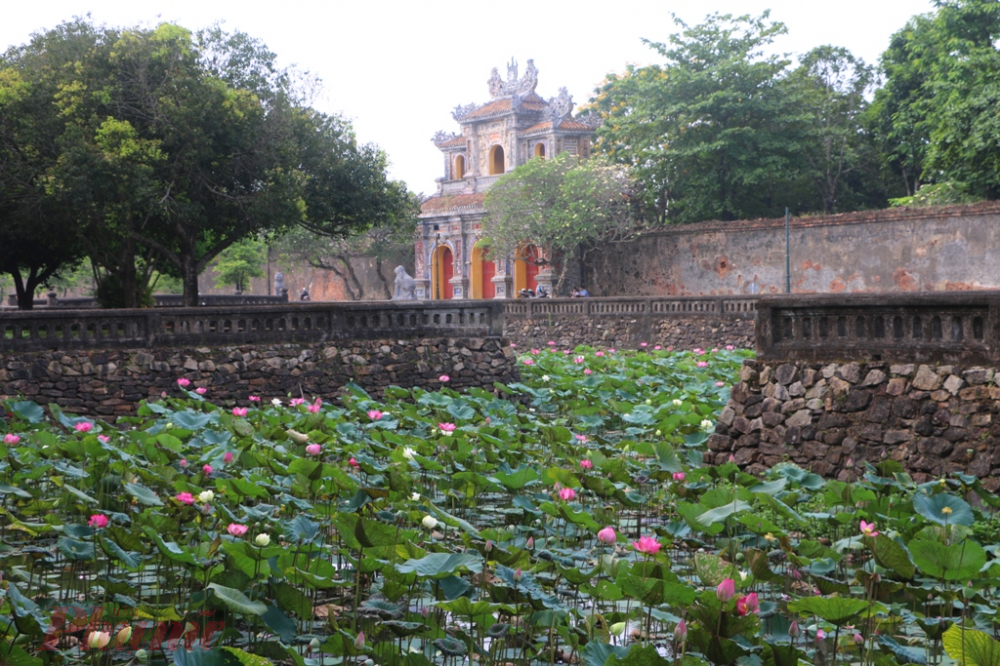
431;245;454;300
534;142;546;159
513;244;540;294
470;242;496;299
454;155;465;180
489;145;505;175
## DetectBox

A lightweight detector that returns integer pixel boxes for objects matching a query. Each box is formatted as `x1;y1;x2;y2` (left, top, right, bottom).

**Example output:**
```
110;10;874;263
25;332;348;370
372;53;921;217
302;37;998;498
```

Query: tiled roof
464;92;549;120
522;118;594;135
438;136;466;148
421;192;487;214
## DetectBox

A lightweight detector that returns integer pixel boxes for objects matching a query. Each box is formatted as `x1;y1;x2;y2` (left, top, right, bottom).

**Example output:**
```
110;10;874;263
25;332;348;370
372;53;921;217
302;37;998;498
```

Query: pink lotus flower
176;492;195;505
673;472;686;482
597;526;616;544
307;399;322;413
608;348;616;353
853;632;864;646
438;422;456;434
716;381;725;387
580;459;593;469
306;444;322;456
290;398;306;406
547;341;556;346
632;535;661;555
179;459;188;468
573;356;584;364
711;348;718;353
177;378;191;387
439;374;450;382
563;350;571;355
674;619;687;642
696;361;708;368
736;593;759;616
3;433;20;445
75;422;93;433
816;629;826;642
195;387;207;395
523;359;534;365
368;410;383;420
202;464;213;475
558;487;576;501
654;345;662;350
98;435;110;444
728;454;736;463
595;351;605;357
248;395;261;402
726;345;735;350
716;578;735;601
510;343;517;348
349;457;359;468
232;407;247;417
223;452;234;463
584;368;592;375
227;523;248;537
89;514;109;529
860;520;879;538
531;349;540;355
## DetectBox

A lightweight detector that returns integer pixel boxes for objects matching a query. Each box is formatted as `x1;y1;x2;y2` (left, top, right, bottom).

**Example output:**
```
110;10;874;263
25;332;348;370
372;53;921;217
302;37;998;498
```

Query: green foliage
212;239;266;293
482;153;646;291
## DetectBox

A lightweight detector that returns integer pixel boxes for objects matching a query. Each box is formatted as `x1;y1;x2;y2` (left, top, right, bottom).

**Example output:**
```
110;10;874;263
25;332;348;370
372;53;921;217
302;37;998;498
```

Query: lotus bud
354;632;365;650
135;649;149;662
513;567;523;582
115;626;133;648
485;540;493;552
86;631;111;650
526;536;534;550
716;578;735;601
287;429;310;444
853;633;864;646
309;638;321;650
674;619;687;642
789;621;799;637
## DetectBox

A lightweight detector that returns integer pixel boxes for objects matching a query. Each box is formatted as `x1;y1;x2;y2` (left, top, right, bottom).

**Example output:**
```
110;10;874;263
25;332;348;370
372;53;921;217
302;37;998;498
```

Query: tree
0;19;413;308
274;192;420;301
792;46;880;214
213;239;267;293
482;153;647;293
868;0;1000;197
592;12;815;224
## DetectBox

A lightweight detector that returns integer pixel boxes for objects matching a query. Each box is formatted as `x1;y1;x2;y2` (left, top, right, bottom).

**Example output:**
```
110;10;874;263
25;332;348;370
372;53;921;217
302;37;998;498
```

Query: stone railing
3;293;290;309
504;296;758;318
756;292;999;364
0;301;503;352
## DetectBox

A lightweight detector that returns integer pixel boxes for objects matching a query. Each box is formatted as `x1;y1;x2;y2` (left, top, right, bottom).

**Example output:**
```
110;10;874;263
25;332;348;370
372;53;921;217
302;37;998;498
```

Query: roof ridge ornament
452;103;477;121
431;130;461;146
487;58;538;100
548;87;574;124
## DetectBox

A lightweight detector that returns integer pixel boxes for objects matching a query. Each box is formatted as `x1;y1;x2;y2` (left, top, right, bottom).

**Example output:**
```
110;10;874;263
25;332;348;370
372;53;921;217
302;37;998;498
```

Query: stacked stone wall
713;359;1000;489
0;337;517;417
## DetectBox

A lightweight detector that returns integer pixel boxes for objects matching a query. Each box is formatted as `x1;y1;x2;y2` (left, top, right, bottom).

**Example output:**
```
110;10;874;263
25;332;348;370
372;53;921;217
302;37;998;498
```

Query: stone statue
393;266;417;300
488;68;503;98
274;272;285;295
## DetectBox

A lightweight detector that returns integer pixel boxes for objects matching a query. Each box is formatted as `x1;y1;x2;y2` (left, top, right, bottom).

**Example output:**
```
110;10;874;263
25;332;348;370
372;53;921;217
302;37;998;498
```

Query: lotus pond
2;345;1000;666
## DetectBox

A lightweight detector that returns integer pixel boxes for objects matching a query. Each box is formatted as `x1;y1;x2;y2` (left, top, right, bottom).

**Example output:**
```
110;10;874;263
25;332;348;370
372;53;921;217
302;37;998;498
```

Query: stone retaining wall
713;359;1000;489
504;315;755;351
0;337;517;417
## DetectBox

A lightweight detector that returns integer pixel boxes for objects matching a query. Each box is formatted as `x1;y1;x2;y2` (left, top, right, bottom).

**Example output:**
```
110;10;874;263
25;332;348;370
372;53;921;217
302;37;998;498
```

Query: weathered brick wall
0;337;517;417
582;202;1000;297
504;315;755;351
713;359;1000;489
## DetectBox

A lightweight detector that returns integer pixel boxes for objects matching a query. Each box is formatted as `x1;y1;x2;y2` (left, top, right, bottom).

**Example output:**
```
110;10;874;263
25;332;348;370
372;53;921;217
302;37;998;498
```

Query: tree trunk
182;253;200;307
12;270;34;310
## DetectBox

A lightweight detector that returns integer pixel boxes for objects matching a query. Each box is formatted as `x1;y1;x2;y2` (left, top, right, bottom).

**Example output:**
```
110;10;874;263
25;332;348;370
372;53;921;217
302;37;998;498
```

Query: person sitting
577;286;590;298
535;286;549;298
570;287;580;298
300;289;311;301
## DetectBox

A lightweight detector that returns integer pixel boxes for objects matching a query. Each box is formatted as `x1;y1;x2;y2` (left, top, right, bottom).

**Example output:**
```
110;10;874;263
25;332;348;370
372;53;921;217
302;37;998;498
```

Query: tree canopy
0;19;414;308
482;153;647;293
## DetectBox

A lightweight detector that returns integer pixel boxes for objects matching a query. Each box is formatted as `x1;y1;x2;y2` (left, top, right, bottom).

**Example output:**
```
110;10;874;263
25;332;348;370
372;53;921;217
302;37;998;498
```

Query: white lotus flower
411;492;421;501
672;399;683;407
272;398;282;407
402;447;416;460
197;490;214;503
422;515;438;529
255;533;271;547
700;419;715;431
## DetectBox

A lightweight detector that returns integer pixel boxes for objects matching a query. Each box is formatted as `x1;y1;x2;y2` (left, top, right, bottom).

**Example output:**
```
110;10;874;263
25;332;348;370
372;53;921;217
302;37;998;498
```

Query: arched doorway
431;245;454;299
514;244;540;294
470;242;496;299
454;155;465;180
489;145;505;175
534;142;546;159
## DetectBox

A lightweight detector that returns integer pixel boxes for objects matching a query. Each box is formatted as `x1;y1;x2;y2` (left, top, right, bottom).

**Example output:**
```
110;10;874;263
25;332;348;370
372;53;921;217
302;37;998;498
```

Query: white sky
2;0;935;196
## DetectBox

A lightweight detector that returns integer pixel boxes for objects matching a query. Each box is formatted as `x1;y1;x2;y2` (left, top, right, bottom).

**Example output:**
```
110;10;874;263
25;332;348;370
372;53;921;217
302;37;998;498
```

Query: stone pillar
449;276;469;300
534;268;555;298
491;274;513;299
415;279;430;300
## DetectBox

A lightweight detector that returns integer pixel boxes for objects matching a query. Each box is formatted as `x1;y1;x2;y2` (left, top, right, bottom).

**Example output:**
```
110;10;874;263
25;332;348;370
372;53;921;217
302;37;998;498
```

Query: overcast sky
2;0;935;196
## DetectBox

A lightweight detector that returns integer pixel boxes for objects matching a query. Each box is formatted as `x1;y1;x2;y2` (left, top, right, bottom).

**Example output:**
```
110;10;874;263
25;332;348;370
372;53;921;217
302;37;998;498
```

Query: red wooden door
442;248;454;299
524;245;539;291
482;254;496;299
